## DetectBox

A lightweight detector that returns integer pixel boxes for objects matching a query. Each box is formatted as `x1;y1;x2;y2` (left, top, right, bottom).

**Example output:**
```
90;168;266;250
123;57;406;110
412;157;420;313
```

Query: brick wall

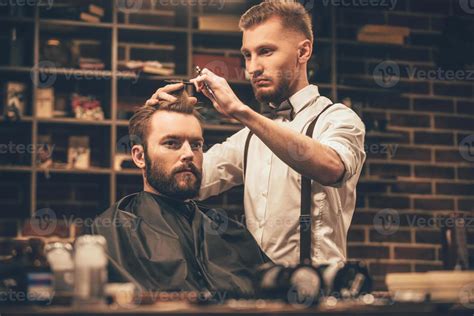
334;0;474;290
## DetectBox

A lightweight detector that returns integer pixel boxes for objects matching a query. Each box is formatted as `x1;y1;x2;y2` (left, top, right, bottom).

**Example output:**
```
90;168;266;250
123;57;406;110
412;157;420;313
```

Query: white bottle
45;242;74;295
73;235;108;307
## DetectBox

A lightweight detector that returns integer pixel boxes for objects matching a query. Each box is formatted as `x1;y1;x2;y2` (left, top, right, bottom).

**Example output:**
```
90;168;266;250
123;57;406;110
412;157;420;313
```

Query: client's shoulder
91;192;141;231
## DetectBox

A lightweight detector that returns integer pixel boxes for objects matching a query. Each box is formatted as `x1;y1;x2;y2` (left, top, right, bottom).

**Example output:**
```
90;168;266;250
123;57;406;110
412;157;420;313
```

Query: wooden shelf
193;47;242;56
114;71;137;79
0;66;33;73
40;19;113;29
313;83;333;90
116;120;129;127
37;167;112;175
0;116;33;123
37;68;113;77
128;74;189;81
316;37;333;44
0;165;33;172
192;29;243;36
116;169;141;175
117;24;188;33
0;16;34;23
37;118;112;126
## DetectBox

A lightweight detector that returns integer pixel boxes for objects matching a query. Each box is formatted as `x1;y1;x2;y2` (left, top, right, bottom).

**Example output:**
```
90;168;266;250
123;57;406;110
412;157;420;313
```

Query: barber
146;0;366;266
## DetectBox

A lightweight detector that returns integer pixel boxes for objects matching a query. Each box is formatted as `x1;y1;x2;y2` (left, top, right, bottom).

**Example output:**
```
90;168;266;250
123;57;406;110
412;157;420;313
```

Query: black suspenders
243;130;254;181
243;103;334;264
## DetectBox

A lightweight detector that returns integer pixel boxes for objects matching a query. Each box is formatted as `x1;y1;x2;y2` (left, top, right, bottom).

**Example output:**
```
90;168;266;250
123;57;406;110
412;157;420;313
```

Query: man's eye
242;52;251;59
260;49;272;55
191;143;203;150
164;141;181;149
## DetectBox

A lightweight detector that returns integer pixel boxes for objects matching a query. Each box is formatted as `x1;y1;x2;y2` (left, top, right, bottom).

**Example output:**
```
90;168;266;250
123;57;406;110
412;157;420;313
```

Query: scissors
164;66;217;100
194;66;217;100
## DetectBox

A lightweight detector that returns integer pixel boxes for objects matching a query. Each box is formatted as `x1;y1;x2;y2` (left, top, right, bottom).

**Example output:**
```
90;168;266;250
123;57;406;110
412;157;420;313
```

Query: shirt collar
270;84;320;116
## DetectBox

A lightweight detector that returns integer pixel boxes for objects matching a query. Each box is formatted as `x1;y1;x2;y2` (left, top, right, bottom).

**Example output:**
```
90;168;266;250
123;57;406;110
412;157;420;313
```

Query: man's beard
144;148;202;200
252;74;292;105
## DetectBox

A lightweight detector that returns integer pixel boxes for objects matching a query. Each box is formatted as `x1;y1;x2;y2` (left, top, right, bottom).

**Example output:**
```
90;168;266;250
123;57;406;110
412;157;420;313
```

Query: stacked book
120;60;176;76
78;57;105;70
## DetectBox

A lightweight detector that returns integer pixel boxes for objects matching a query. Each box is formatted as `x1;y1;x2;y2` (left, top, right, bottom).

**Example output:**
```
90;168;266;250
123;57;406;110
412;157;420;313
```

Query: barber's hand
145;83;198;107
190;68;247;118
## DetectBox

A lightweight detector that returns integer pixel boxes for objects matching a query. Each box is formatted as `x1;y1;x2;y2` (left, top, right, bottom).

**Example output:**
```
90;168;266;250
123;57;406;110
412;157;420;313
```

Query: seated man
91;89;270;295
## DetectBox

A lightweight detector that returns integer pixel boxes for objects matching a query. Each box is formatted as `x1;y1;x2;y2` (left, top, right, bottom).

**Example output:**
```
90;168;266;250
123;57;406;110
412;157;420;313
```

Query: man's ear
297;39;313;64
131;144;146;169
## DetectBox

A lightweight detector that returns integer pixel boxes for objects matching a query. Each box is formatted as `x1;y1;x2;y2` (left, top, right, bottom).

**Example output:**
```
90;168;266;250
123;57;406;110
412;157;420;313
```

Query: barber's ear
131;145;146;169
297;39;313;64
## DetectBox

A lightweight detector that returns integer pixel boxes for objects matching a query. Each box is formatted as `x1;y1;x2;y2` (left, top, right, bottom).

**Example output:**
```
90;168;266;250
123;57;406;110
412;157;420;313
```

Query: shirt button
262;192;267;197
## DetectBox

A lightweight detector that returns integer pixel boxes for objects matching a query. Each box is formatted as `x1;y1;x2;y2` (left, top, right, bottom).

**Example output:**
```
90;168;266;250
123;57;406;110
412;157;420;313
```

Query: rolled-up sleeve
317;106;366;188
198;128;250;200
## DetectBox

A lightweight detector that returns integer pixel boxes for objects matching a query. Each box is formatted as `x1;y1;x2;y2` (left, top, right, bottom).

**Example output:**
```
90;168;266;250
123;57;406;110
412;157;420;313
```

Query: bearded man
91;89;270;295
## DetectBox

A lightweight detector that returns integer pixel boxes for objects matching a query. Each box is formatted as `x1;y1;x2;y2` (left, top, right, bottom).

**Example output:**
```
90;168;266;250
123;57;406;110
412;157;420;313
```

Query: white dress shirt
199;85;366;266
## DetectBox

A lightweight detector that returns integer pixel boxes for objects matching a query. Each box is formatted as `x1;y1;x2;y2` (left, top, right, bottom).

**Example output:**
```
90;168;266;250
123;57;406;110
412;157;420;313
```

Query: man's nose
247;57;263;76
180;141;194;162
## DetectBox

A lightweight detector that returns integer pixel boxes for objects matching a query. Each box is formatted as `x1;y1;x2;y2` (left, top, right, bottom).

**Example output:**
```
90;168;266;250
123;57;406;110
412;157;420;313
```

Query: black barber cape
91;191;270;296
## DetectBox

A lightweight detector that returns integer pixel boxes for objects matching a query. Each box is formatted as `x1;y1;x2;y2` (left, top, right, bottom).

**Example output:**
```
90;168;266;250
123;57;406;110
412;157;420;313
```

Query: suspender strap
243;130;254;180
242;131;254;228
300;103;334;264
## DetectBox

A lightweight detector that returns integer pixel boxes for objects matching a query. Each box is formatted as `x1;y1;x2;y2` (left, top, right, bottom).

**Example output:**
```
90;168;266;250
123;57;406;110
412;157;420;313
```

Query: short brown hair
128;89;200;148
239;0;313;43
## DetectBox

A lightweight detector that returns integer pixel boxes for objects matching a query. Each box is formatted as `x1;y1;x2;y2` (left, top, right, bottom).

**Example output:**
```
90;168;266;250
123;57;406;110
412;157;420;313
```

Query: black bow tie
263;99;295;121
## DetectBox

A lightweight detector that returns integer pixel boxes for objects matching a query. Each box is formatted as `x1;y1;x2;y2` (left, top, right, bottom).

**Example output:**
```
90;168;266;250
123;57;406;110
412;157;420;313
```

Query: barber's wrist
231;102;253;122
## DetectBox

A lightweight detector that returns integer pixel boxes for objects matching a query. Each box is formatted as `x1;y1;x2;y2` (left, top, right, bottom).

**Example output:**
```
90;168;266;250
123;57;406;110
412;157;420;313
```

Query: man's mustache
172;164;201;177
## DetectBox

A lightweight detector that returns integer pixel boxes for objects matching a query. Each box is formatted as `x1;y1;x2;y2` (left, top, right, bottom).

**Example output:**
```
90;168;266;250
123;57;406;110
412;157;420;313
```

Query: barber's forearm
233;106;344;185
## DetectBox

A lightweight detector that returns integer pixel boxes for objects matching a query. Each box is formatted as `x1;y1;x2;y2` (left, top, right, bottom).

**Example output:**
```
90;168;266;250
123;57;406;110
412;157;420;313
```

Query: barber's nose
180;141;194;162
247;57;263;77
